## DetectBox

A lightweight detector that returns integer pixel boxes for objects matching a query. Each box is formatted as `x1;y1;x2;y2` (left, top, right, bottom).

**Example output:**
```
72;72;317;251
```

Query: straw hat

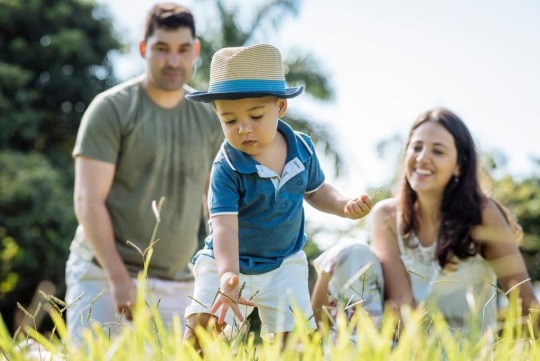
186;44;303;103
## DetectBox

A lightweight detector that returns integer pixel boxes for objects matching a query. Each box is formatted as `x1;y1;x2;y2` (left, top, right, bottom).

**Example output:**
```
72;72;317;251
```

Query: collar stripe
294;132;313;155
221;143;237;171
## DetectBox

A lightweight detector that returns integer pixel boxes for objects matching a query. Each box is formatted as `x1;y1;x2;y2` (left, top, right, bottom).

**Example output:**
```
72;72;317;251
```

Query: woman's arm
371;199;415;310
472;198;539;314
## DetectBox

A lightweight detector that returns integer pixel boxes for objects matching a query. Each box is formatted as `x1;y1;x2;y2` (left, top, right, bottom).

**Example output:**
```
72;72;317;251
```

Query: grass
2;198;538;360
1;288;539;360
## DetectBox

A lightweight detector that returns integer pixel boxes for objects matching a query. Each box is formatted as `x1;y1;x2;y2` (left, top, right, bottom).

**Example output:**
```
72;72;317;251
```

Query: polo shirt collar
221;119;313;174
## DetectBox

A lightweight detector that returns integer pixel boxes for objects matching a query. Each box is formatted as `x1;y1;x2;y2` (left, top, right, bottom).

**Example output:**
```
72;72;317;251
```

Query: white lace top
314;214;500;335
397;230;498;332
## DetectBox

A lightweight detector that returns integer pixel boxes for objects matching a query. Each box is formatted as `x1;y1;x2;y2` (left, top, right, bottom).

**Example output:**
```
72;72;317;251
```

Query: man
65;2;222;342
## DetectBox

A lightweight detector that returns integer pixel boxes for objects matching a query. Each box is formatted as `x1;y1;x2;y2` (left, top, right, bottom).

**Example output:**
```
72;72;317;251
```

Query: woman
312;107;538;336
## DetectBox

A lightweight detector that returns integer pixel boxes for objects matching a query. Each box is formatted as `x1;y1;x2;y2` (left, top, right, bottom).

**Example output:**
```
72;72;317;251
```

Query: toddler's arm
304;182;373;219
211;215;255;324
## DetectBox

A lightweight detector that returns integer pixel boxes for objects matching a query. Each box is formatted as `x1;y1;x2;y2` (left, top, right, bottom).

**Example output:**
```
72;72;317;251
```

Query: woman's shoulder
480;196;510;225
471;196;522;246
372;197;398;218
371;197;398;229
478;196;523;242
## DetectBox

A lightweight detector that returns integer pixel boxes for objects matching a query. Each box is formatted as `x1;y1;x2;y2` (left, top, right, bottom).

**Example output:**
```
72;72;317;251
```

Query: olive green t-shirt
70;76;223;281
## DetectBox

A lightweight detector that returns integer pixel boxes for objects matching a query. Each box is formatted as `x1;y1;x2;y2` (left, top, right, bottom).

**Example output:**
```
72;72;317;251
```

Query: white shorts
65;251;194;344
185;250;316;336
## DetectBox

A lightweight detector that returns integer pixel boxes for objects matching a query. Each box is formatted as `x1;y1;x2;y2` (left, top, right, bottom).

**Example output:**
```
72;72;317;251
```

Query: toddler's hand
211;272;255;325
344;194;373;219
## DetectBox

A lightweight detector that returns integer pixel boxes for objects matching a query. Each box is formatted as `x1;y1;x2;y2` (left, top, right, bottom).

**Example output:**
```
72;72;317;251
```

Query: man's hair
144;3;196;40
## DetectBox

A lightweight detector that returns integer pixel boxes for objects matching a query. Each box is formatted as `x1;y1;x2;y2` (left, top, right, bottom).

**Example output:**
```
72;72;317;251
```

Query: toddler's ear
278;98;288;117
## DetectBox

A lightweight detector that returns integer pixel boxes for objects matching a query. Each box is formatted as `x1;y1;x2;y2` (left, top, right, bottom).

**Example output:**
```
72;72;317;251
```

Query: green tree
0;0;122;165
0;0;123;332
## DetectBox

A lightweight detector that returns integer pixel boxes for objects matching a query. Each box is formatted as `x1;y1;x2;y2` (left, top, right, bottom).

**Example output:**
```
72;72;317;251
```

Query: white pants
185;251;316;336
65;251;194;344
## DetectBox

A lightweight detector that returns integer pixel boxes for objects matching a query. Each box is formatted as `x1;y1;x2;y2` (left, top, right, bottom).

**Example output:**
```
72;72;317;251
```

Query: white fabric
65;251;194;344
315;233;498;335
313;241;384;330
185;251;316;336
397;232;498;333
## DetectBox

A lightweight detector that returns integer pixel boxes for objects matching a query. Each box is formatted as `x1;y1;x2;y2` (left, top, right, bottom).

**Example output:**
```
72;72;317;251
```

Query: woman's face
405;121;460;195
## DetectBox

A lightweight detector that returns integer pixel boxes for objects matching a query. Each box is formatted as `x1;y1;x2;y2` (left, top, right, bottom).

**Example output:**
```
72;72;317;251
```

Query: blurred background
1;0;539;334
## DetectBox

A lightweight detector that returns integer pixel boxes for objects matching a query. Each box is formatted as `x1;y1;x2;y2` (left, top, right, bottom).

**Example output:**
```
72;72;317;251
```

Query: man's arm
74;155;136;319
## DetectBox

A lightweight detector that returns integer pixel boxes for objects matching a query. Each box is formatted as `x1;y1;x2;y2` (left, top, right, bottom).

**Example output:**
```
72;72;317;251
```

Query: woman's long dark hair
398;108;483;267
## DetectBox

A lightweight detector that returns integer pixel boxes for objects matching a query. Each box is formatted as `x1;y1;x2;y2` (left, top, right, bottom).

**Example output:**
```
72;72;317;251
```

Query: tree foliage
0;0;123;331
0;0;121;165
0;151;73;298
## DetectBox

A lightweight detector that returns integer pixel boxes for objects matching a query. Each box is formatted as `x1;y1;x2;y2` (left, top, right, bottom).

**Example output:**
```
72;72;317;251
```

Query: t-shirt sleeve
72;94;122;164
301;134;325;193
208;157;240;216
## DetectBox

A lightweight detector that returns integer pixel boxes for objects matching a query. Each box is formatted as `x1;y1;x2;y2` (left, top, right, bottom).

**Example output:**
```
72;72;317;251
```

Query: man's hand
211;272;255;325
110;276;137;321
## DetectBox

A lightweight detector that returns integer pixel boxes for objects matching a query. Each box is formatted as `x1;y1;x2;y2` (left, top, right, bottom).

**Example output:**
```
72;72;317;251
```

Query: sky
100;0;540;246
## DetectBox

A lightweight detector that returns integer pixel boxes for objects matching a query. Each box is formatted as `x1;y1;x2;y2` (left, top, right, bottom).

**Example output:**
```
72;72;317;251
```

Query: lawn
1;287;538;361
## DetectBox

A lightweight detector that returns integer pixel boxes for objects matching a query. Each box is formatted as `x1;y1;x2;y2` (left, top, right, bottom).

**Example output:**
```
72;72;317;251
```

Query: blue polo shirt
193;120;325;275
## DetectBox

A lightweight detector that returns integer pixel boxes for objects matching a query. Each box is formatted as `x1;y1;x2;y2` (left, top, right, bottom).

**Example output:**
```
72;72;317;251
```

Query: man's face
140;27;199;91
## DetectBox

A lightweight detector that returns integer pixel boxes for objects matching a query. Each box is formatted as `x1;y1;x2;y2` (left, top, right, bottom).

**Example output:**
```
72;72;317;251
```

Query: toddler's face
214;96;287;156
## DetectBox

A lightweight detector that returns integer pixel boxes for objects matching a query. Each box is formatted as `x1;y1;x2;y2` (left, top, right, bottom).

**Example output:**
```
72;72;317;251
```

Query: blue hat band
209;79;287;94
